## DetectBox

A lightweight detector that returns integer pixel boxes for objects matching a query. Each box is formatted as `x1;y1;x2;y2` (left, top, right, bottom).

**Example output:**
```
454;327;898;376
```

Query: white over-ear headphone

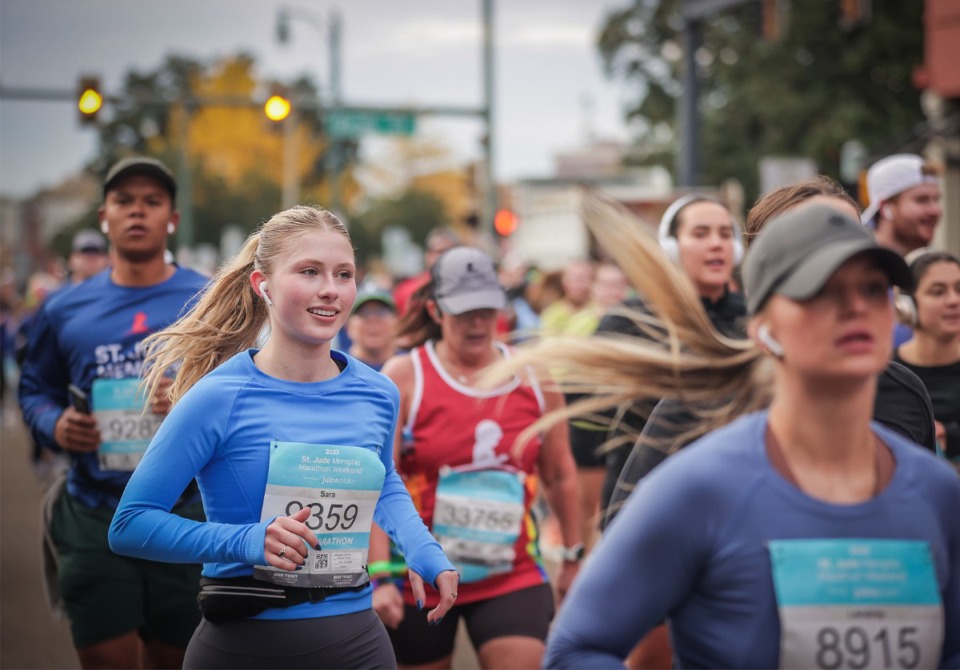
167;222;175;235
757;324;784;358
895;247;938;328
658;195;745;266
100;220;109;235
259;282;274;307
894;289;917;327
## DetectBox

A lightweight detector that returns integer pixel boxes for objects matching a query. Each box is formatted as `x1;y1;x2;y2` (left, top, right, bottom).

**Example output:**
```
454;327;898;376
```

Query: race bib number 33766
254;442;385;589
769;539;943;670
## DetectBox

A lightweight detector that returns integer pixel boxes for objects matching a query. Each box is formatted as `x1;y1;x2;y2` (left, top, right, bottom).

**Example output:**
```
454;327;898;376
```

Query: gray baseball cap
103;157;177;202
742;204;911;314
431;246;506;315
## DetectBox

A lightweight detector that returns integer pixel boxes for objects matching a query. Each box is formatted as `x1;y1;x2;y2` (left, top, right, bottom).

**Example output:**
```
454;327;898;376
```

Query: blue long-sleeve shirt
17;267;207;508
545;411;960;669
109;349;455;620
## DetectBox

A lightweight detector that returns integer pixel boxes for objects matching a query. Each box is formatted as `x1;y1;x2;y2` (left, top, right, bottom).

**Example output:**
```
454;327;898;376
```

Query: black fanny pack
197;575;369;623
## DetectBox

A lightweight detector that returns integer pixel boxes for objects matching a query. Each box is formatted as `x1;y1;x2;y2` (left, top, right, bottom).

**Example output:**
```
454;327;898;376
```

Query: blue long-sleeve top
109;349;455;620
544;411;960;669
17;267;207;508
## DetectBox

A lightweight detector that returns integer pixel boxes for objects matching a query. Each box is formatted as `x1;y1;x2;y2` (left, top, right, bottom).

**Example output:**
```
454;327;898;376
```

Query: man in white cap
861;153;942;256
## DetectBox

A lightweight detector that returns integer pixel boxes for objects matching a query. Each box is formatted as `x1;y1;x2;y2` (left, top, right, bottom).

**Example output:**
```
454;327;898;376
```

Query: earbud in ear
100;220;109;235
757;324;784;358
167;222;175;235
882;205;893;220
259;282;273;307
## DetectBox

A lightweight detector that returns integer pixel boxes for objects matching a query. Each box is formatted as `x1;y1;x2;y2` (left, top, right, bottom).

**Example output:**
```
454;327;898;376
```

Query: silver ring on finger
278;545;287;559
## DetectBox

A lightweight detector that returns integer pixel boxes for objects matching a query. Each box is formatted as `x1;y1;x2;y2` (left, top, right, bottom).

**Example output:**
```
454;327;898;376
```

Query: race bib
433;467;526;583
254;442;385;589
93;378;162;471
770;539;943;670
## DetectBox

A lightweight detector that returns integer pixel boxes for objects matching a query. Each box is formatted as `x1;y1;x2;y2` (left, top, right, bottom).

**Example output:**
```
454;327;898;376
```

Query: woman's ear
426;299;443;325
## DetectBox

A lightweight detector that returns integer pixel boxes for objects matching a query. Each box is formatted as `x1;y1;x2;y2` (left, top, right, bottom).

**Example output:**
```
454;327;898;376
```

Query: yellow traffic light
77;76;102;125
264;94;291;122
494;209;519;237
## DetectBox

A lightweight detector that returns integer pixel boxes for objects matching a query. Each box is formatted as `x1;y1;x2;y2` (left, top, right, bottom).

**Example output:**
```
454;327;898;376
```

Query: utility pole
482;0;496;240
328;10;345;218
677;16;702;187
677;0;752;187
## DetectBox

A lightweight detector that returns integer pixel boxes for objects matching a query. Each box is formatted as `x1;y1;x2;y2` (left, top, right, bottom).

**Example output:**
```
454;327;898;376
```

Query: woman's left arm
537;388;582;601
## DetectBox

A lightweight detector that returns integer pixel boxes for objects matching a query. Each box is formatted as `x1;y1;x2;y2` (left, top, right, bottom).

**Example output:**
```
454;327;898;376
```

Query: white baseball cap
861;154;939;227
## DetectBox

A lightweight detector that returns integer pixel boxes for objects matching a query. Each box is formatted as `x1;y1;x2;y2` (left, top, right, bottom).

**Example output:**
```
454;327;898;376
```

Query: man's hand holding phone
57;385;100;452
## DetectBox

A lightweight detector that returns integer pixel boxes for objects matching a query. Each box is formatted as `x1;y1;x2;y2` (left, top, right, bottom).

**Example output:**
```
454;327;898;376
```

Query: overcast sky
0;0;635;199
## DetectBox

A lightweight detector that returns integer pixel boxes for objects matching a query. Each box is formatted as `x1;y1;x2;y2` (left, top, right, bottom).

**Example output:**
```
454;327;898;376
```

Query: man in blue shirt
18;157;208;669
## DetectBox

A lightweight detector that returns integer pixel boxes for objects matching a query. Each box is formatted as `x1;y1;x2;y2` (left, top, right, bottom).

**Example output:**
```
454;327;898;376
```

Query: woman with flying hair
492;195;959;668
894;249;960;464
605;178;938;524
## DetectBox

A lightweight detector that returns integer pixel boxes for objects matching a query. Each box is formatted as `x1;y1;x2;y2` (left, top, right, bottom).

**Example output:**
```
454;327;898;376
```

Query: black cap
103;157;177;202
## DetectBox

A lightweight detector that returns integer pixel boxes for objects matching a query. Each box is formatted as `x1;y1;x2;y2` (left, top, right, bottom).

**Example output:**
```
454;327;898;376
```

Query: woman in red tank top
369;247;582;670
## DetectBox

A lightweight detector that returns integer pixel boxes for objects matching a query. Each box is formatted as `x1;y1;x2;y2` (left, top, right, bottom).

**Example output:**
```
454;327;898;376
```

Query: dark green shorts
49;489;204;649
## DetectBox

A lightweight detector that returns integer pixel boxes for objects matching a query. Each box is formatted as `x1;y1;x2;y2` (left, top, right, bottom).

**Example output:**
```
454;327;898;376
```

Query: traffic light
77;76;102;125
494;209;519;237
264;86;291;122
839;0;871;29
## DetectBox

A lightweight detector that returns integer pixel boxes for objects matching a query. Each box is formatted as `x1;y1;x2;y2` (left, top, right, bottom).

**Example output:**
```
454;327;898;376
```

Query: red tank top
399;341;548;606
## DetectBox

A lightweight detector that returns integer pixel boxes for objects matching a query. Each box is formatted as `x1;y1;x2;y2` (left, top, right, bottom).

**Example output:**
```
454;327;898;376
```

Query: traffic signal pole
482;0;496;242
2;0;497;240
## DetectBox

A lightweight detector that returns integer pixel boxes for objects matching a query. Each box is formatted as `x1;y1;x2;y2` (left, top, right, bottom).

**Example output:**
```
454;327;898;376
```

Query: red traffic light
494;209;518;237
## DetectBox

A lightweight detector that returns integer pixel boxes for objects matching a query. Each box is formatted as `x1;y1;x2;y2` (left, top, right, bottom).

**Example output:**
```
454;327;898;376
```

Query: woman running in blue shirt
495;199;959;669
109;205;458;669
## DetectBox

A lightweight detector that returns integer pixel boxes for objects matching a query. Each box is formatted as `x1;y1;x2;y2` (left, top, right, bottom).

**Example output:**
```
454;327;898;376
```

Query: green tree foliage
86;53;357;250
598;0;925;199
349;189;449;265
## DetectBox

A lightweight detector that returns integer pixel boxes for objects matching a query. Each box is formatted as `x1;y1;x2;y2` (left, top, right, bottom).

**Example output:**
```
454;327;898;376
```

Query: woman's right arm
544;448;709;669
108;385;269;567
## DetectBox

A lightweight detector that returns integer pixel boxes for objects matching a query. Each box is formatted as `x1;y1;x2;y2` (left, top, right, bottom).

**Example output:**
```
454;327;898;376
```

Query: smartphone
68;384;91;414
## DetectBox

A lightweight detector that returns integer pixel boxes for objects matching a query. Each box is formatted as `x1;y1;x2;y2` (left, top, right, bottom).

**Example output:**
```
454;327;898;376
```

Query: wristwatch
559;542;585;563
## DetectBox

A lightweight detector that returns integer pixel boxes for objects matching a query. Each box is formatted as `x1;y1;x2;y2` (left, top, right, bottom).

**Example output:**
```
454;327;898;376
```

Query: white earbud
259;282;273;307
100;220;109;235
757;324;784;358
882;205;893;220
167;222;175;235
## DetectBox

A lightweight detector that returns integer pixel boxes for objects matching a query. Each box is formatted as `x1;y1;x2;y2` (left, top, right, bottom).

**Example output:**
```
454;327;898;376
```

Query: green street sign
325;110;416;138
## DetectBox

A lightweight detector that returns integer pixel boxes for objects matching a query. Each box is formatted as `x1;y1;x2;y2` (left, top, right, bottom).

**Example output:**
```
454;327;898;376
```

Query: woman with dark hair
895;249;960;463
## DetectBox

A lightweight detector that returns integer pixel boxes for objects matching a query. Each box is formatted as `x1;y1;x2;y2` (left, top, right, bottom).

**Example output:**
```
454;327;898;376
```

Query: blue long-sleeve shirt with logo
17;267;207;508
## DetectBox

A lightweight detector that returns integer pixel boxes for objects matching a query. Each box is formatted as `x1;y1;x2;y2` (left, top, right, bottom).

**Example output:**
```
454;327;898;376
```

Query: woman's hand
410;569;459;624
263;506;318;570
372;580;405;629
555;561;580;604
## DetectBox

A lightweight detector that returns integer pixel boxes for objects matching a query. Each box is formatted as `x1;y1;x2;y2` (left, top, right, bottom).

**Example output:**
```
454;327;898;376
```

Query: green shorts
49;489;204;649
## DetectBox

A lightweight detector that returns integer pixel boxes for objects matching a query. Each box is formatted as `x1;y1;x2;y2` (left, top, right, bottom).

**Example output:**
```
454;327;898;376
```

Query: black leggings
183;609;396;669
